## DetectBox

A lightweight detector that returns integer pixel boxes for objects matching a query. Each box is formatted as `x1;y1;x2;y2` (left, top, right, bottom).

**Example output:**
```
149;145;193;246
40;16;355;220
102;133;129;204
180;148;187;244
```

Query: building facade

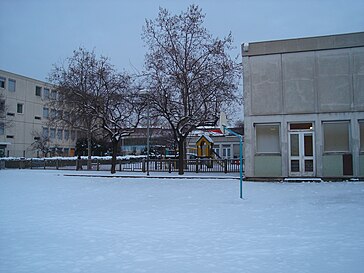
0;70;77;158
242;32;364;179
186;128;243;160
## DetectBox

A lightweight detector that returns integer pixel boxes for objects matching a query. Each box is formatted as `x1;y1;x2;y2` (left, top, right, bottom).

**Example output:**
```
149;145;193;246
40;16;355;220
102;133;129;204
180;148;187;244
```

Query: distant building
186;127;244;160
242;32;364;179
0;70;77;157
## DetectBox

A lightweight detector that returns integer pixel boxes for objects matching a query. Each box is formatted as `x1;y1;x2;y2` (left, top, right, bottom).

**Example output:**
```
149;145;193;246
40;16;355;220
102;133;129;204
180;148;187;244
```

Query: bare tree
30;130;52;157
48;48;103;169
142;5;241;174
95;68;143;174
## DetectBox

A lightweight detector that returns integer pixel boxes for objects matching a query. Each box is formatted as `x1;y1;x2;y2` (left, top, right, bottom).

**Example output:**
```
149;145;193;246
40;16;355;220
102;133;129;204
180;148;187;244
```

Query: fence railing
0;158;242;173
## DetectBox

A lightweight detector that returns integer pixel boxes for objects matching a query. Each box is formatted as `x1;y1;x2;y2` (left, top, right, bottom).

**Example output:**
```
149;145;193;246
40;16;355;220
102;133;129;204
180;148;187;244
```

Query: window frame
255;123;281;155
17;103;24;114
43;107;49;119
0;77;5;89
322;121;351;154
8;79;16;92
43;88;50;100
35;86;42;97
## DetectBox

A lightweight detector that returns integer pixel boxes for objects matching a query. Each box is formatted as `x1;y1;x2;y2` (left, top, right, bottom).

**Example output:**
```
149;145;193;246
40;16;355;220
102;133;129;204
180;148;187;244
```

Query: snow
1;170;364;273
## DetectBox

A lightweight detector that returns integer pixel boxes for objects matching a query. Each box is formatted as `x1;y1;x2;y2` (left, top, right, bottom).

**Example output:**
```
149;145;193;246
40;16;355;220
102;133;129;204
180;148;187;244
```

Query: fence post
196;159;199;173
30;159;33;169
224;159;228;174
44;159;46;169
119;159;122;172
142;159;146;172
168;159;171;173
56;159;59;170
97;159;100;171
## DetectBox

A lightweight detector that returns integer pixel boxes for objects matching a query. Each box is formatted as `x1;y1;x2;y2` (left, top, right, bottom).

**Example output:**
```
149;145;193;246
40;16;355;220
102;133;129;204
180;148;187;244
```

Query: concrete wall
242;32;364;179
244;47;364;117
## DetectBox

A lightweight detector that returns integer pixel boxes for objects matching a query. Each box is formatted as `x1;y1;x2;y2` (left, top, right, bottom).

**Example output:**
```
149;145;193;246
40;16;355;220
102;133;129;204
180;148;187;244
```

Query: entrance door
289;132;315;176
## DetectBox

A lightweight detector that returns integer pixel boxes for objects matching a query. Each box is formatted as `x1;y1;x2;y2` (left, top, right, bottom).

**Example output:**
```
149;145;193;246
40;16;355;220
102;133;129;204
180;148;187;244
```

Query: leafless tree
30;130;52;157
48;48;103;169
49;47;143;173
95;68;143;173
142;5;241;174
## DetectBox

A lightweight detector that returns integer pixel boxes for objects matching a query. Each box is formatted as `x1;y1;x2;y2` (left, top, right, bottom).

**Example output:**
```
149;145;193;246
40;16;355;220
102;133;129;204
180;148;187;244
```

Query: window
43;88;49;100
360;122;364;152
50;128;56;139
42;127;49;138
43;107;49;118
0;122;4;135
50;90;57;100
17;103;23;114
256;124;280;154
50;109;56;119
35;86;42;97
64;130;69;141
8;79;16;92
323;121;350;152
71;130;76;141
0;100;5;115
0;77;5;88
57;129;63;140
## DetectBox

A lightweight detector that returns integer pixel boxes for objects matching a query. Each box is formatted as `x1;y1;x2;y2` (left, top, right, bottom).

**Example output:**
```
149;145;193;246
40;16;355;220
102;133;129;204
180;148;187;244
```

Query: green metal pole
223;126;243;199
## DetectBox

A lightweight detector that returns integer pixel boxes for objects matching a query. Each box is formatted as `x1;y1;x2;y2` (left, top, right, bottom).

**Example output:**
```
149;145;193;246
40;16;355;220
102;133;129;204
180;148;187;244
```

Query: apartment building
242;32;364;179
0;70;77;158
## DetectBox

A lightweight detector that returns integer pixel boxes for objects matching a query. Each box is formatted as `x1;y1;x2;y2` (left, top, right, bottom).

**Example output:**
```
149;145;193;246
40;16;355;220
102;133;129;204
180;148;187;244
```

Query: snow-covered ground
1;170;364;273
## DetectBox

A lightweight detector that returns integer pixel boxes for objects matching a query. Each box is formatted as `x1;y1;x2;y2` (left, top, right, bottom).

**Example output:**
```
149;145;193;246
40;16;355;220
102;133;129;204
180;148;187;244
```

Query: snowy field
1;170;364;273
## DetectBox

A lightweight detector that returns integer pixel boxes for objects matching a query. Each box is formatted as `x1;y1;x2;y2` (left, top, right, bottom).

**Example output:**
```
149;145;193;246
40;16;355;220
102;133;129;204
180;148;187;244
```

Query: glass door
289;132;315;176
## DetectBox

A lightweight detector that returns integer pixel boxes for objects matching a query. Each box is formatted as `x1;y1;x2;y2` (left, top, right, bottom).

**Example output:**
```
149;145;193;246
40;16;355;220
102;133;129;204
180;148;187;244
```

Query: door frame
288;123;315;177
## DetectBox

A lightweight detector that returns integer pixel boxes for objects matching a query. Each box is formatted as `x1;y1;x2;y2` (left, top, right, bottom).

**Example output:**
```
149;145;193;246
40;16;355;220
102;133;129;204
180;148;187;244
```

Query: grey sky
1;0;363;81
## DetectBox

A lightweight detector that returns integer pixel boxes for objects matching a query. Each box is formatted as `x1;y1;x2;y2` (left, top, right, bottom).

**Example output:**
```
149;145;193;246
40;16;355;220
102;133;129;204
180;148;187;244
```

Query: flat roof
242;32;364;57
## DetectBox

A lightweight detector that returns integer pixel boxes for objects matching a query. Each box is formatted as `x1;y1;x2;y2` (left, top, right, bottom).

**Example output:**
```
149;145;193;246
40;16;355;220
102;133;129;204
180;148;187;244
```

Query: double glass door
289;131;315;176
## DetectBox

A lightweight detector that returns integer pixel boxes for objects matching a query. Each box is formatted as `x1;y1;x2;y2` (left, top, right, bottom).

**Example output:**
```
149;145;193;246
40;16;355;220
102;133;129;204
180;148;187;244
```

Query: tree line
46;5;241;174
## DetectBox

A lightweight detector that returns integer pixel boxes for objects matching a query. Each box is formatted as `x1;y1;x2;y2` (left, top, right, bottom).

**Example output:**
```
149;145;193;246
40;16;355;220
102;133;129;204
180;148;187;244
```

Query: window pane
64;130;69;140
323;122;349;152
305;160;314;172
304;134;313;156
290;123;313;130
50;128;56;139
360;122;364;152
42;128;49;138
8;79;16;92
290;134;299;156
17;103;23;113
291;160;299;172
43;88;49;99
256;124;280;153
43;107;49;118
57;129;63;140
0;77;5;88
35;86;42;96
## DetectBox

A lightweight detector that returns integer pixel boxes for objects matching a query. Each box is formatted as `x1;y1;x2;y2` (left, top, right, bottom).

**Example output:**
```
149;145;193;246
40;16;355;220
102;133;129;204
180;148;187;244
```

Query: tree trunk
178;139;185;175
87;131;92;170
110;138;118;174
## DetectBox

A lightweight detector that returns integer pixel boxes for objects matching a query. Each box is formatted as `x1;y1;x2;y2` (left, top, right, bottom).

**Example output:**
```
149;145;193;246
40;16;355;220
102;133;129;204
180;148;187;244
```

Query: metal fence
0;158;242;173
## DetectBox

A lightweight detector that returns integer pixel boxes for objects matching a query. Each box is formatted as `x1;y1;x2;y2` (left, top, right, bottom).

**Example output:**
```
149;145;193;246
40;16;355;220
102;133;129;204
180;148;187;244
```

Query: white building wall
0;70;76;158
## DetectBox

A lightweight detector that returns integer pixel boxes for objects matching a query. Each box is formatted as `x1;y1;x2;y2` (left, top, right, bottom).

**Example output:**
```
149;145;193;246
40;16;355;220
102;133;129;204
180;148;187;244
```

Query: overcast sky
1;0;363;82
